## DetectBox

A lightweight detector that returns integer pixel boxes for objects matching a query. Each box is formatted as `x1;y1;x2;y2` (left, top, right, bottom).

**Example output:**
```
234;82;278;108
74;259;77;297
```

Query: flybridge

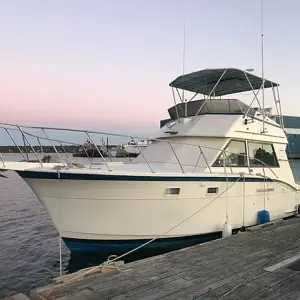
167;68;284;130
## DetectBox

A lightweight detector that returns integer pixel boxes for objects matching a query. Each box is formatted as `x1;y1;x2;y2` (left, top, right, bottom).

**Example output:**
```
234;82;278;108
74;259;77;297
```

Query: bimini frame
169;68;284;130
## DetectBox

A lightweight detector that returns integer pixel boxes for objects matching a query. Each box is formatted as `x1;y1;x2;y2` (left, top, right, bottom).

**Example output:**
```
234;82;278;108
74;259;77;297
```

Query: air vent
207;187;218;194
165;188;180;196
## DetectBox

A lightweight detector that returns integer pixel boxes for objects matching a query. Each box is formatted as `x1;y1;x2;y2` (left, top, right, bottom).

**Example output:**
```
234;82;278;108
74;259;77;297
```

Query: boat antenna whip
261;0;266;133
182;20;188;117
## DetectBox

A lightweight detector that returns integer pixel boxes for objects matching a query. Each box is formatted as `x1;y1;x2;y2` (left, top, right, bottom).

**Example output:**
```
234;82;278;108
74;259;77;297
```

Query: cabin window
165;188;180;196
213;140;247;167
248;142;279;167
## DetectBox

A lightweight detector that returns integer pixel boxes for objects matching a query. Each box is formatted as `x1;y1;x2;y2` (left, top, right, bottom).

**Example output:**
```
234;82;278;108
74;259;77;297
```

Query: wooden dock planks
6;217;300;300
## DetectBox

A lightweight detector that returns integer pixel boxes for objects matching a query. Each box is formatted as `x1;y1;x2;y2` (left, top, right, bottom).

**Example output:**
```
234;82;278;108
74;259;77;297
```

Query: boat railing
0;123;278;178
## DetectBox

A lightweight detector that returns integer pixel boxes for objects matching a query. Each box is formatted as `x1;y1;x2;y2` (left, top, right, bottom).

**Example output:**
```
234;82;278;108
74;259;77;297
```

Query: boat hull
63;232;222;253
16;170;300;253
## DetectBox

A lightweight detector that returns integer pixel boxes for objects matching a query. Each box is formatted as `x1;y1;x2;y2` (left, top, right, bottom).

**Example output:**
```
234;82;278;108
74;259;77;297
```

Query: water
1;154;300;297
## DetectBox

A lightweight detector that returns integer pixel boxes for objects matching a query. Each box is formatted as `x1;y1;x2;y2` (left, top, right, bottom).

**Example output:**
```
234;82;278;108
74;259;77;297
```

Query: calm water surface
1;154;300;297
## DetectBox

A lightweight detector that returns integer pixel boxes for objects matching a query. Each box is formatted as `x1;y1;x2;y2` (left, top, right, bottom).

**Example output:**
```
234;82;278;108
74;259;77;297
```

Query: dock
5;217;300;300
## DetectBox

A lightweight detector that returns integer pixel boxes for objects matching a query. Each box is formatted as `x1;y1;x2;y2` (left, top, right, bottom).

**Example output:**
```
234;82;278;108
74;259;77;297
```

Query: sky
1;0;300;141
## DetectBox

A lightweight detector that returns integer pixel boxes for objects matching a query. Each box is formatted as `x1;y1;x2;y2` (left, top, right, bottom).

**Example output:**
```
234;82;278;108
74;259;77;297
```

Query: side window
248;142;279;167
213;140;247;167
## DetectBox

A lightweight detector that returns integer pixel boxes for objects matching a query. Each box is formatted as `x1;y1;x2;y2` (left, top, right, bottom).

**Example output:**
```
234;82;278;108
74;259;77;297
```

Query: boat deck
6;217;300;300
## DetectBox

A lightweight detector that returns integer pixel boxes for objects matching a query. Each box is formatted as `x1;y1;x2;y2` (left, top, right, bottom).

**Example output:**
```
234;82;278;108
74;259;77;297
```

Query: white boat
1;68;300;253
116;139;151;157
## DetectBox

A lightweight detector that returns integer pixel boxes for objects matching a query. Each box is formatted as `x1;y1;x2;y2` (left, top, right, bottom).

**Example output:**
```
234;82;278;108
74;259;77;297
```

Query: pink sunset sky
1;0;300;136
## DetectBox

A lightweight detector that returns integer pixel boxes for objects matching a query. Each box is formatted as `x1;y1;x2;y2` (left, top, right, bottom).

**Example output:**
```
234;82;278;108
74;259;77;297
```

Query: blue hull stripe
63;233;222;253
17;170;273;182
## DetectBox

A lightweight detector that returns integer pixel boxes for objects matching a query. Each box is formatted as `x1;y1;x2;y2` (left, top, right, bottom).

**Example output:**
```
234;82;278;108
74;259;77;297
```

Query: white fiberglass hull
16;168;300;252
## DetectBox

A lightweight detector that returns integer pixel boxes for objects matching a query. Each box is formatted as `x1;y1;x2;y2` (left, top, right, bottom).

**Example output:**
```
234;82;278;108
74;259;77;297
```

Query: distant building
281;116;300;159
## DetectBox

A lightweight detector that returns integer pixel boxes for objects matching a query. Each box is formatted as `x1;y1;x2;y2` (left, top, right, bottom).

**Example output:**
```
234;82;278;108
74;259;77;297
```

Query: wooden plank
264;253;300;272
249;272;300;300
149;258;270;300
48;288;93;300
25;218;300;300
90;246;272;295
284;289;300;300
36;250;232;299
4;294;32;300
96;254;271;300
37;248;269;300
205;268;296;300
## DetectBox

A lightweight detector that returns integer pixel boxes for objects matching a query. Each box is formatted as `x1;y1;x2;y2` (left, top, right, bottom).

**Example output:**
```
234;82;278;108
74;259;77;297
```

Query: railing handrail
0;122;280;178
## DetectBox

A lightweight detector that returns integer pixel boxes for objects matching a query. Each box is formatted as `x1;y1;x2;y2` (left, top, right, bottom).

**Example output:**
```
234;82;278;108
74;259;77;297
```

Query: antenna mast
182;21;187;117
182;21;186;77
261;0;266;132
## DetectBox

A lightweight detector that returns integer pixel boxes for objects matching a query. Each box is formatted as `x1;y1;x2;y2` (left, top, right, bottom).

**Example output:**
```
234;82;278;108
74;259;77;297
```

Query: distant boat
72;140;108;158
116;139;151;157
